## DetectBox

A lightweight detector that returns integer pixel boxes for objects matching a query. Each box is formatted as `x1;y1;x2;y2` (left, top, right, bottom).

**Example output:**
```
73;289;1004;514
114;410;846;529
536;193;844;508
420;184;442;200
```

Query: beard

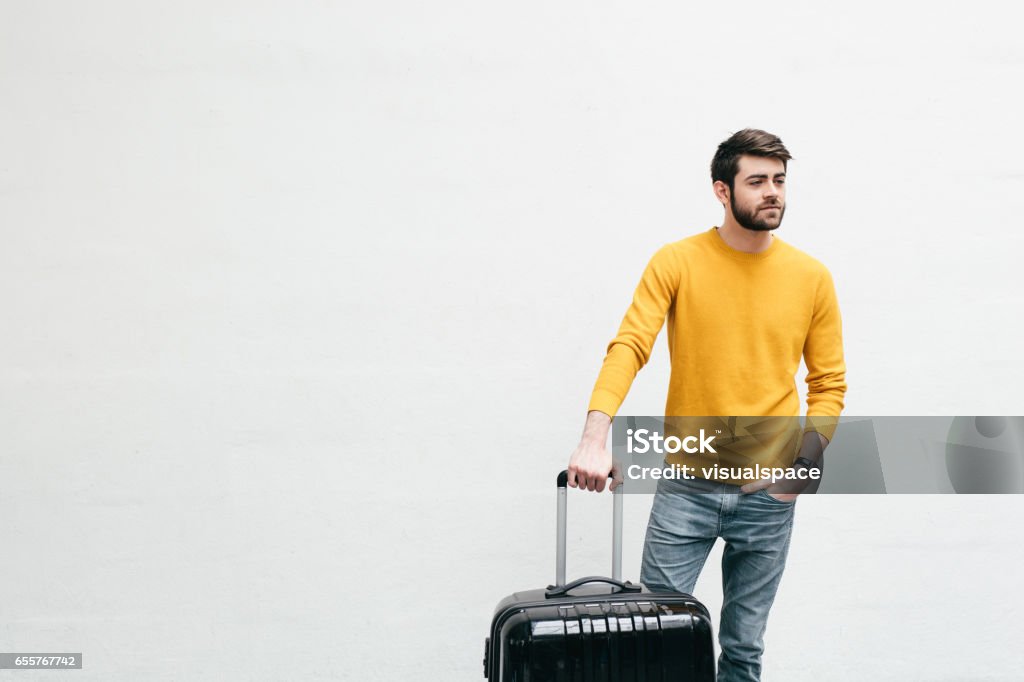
730;193;785;232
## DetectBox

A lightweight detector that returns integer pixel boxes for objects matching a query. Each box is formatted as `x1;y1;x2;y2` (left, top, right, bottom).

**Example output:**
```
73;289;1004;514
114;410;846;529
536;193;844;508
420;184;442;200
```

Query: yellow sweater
589;227;847;443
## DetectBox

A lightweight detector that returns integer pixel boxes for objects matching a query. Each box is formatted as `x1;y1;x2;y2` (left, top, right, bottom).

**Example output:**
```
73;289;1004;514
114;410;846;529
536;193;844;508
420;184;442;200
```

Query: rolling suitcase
483;470;715;681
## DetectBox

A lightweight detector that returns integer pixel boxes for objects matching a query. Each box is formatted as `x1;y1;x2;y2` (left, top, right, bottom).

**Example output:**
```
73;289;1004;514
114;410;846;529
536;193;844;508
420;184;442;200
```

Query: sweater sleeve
803;267;847;441
588;245;679;419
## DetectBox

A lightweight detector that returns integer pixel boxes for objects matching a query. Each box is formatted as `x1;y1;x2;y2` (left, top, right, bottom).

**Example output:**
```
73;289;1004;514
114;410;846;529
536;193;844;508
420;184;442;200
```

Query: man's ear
712;180;730;207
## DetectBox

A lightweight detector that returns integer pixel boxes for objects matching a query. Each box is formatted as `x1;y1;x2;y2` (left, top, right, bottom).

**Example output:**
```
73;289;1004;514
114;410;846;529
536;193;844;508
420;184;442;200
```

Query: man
567;128;846;681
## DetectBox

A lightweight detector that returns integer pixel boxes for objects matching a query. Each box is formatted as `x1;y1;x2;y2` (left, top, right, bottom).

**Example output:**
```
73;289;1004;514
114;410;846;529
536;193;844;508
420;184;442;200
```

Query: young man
566;129;847;681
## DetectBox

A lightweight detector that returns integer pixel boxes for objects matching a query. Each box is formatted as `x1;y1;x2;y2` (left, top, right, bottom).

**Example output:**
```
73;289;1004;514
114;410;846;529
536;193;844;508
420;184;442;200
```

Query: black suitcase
483;470;715;681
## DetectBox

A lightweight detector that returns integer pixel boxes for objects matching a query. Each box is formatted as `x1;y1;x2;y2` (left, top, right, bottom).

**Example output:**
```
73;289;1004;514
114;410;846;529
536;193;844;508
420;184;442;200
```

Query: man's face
727;155;787;232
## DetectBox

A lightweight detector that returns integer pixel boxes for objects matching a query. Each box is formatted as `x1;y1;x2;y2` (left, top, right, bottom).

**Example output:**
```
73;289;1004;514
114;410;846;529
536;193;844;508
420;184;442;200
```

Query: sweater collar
708;226;781;261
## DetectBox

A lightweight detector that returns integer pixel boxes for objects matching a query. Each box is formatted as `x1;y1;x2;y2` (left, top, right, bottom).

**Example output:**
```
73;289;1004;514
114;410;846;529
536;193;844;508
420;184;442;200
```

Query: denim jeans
640;475;796;682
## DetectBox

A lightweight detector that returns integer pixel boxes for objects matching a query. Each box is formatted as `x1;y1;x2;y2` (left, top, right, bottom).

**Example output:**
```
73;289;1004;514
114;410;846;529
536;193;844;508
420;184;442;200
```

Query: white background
3;1;1024;680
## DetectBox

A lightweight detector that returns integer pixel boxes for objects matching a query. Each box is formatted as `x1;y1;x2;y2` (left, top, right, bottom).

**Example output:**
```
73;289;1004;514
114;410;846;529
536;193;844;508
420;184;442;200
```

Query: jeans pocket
756;488;797;505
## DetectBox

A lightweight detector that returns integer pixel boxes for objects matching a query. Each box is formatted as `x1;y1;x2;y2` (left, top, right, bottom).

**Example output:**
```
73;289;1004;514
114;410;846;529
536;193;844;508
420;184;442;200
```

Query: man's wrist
794;456;819;471
581;411;612;443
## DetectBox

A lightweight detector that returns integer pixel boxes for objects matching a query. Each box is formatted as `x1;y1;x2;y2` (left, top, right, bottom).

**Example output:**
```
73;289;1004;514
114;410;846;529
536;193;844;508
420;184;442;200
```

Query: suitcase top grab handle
545;575;641;598
555;469;623;587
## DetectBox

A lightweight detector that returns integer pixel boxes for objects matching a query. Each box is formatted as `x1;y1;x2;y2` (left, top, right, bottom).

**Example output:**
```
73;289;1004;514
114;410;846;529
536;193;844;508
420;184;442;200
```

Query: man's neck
716;220;774;254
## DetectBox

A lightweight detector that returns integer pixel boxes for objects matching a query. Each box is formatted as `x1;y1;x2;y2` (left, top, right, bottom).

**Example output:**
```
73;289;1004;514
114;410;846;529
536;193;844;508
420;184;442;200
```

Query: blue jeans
640;475;796;682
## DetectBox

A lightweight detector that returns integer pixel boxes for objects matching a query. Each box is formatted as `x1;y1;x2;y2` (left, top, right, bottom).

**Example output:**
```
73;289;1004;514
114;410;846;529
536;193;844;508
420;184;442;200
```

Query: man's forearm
794;430;827;469
581;410;612;444
786;431;828;494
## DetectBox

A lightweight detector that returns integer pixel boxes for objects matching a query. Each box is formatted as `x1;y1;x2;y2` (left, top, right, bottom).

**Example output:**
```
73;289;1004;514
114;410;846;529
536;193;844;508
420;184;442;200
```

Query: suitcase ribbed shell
485;583;714;681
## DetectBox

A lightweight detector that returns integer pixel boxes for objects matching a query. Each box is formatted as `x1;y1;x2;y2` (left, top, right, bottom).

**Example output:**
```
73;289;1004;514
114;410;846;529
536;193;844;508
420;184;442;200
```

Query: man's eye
750;181;762;186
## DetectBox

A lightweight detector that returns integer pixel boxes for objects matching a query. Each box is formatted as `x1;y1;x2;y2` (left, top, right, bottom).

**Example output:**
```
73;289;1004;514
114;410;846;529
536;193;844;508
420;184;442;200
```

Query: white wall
2;1;1023;679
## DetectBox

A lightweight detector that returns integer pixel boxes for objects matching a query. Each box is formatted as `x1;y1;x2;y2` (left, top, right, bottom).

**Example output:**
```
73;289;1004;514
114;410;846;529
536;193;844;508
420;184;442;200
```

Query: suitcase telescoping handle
555;469;623;587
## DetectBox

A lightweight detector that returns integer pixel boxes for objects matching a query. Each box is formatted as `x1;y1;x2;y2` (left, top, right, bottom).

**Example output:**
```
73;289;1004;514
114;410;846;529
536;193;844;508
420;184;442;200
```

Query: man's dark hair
711;128;793;190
